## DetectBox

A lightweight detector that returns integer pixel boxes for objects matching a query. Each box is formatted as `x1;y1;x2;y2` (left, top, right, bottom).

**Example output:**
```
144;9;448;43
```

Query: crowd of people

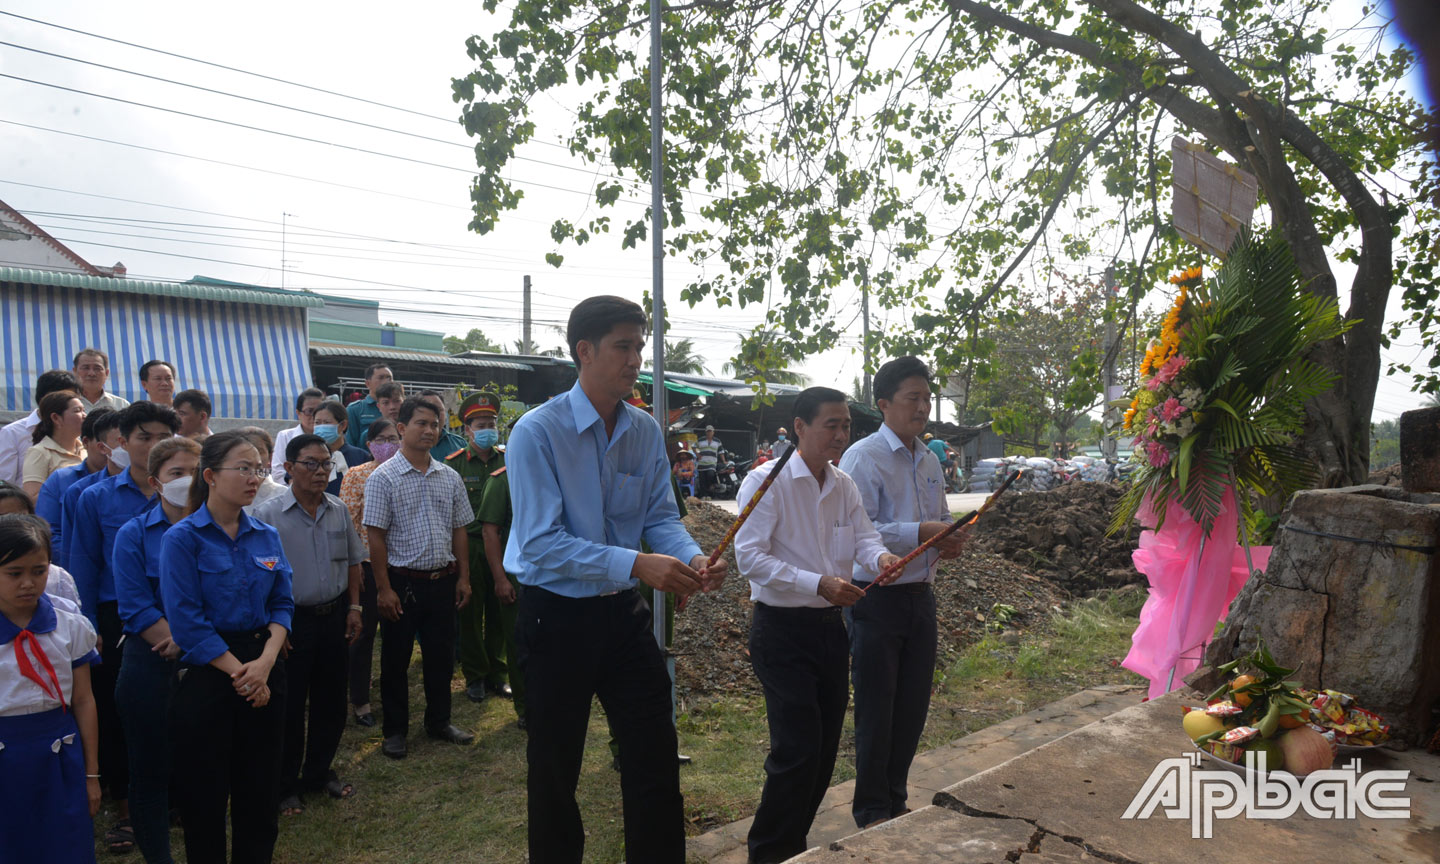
0;296;963;864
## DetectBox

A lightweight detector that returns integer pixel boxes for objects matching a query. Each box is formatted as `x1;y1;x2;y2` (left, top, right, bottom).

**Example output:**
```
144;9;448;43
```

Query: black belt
753;601;845;623
296;595;347;616
389;564;456;580
852;580;933;595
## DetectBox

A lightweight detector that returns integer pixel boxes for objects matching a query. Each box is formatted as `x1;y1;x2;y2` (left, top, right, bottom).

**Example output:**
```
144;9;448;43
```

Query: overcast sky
0;0;1427;421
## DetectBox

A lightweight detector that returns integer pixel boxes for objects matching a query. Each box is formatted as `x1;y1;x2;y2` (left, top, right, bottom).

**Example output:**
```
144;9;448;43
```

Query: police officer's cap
460;391;501;421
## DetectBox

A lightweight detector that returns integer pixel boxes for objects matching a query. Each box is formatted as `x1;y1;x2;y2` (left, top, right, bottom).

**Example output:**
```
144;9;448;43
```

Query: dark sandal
105;821;136;854
323;777;356;800
278;794;305;816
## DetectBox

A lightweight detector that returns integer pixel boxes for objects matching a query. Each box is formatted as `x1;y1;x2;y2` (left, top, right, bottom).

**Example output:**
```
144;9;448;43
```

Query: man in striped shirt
362;396;475;759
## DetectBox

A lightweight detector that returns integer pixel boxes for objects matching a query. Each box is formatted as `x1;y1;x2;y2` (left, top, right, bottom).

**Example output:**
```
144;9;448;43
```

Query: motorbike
706;451;748;500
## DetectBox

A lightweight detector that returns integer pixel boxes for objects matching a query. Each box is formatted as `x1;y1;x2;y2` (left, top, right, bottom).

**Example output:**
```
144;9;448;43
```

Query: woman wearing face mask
337;417;399;727
237;428;287;512
111;436;201;864
312;401;371;497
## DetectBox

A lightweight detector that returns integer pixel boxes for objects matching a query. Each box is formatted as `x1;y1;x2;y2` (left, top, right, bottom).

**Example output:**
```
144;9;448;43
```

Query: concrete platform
688;684;1145;864
792;693;1440;863
709;492;991;516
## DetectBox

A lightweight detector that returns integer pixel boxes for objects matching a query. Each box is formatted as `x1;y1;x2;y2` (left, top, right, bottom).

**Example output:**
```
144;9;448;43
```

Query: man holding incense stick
504;295;726;864
839;356;964;829
735;386;901;864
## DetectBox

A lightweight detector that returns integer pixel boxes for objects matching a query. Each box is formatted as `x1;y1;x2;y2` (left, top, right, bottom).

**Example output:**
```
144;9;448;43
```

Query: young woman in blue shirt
112;435;201;864
160;430;294;864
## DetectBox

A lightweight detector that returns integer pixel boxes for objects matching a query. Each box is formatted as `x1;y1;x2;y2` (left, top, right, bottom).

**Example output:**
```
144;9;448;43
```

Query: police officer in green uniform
474;436;526;728
448;391;511;703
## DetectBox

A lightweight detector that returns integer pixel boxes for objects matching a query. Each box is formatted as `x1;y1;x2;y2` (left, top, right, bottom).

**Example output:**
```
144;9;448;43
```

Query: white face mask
109;445;132;470
160;475;192;506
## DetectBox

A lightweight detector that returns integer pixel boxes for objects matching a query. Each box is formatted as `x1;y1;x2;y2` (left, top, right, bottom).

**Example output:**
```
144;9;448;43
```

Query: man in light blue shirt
505;295;726;864
837;356;964;830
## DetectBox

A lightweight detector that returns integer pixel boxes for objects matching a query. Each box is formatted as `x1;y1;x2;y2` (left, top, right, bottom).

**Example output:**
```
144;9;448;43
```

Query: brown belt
388;564;456;580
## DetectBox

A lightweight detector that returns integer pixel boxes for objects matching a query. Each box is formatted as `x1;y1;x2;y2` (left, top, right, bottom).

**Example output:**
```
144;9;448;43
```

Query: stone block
788;806;1036;863
1200;485;1440;743
1400;406;1440;493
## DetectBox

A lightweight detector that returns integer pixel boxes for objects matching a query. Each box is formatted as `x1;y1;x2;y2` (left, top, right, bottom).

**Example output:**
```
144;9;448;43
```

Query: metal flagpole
649;0;668;663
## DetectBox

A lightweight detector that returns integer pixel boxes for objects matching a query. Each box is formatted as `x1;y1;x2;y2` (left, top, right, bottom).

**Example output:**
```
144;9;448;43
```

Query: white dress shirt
838;423;952;585
78;391;131;412
0;411;39;486
270;425;303;481
735;451;889;608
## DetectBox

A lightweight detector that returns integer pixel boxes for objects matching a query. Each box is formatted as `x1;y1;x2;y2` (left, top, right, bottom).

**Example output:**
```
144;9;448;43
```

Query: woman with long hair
22;390;86;500
159;431;293;863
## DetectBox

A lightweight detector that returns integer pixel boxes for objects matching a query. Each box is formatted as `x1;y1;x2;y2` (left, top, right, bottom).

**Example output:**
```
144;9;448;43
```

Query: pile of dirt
969;482;1143;594
671;499;1072;701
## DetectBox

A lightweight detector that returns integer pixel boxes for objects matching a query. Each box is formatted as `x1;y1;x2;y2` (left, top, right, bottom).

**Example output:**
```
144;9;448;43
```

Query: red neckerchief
14;630;66;712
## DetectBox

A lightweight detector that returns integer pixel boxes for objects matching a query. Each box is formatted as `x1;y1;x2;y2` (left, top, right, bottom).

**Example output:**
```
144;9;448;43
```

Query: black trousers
281;600;349;798
747;603;850;864
93;600;129;801
517;587;683;864
379;571;457;738
348;562;379;708
848;582;937;827
170;629;286;864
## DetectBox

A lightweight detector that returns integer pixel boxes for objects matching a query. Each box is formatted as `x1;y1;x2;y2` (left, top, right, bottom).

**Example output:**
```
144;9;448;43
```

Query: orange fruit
1278;709;1311;729
1230;675;1258;708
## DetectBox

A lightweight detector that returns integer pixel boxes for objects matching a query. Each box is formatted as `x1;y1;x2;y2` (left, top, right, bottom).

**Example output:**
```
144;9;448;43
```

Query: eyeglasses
298;408;318;417
215;466;269;478
291;459;335;473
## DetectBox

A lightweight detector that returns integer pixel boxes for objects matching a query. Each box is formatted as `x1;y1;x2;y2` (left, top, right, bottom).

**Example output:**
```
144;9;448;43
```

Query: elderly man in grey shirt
837;357;966;830
251;433;365;813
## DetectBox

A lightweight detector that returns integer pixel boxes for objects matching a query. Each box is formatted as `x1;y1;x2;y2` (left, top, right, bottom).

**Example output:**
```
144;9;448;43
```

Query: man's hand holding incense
919;521;966;559
633;552;702;595
691;554;728;593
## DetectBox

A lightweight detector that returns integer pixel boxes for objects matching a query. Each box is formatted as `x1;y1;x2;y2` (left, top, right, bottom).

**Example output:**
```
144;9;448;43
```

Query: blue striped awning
2;279;311;420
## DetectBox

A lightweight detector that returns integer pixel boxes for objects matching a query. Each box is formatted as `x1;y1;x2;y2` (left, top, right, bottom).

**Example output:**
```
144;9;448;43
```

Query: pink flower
1161;397;1186;423
1146;440;1172;467
1153;354;1187;386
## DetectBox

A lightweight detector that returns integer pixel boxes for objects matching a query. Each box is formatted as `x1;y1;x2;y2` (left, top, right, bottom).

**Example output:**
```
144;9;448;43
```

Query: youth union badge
254;556;281;570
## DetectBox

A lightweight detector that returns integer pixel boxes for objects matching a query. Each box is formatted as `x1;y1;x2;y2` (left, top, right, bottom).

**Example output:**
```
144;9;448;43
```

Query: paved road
706;491;990;516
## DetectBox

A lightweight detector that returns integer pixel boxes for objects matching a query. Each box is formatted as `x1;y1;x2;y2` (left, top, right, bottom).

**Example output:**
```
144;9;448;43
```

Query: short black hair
397;397;440;425
73;348;109;369
375;381;405;401
81;407;115;441
567;296;647;363
294;387;325;413
793;387;849;425
873;356;932;404
0;483;35;516
366;417;396;441
364;363;392;380
138;359;175;382
92;407;124;440
173;388;212;416
0;513;49;566
34;369;80;405
119;400;180;437
315;399;347;424
286;433;330;463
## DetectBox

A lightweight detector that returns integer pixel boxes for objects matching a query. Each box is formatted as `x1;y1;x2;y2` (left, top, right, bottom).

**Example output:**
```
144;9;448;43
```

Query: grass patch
103;588;1144;862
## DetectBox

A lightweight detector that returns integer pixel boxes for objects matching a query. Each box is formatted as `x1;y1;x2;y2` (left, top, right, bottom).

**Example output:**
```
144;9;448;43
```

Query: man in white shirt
838;357;965;830
735;386;899;864
272;388;325;481
694;425;721;496
0;369;80;486
73;348;131;412
137;360;177;406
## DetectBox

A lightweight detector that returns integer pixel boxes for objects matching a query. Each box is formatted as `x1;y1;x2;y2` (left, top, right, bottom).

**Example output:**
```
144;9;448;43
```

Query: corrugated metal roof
310;343;533;371
0;266;325;308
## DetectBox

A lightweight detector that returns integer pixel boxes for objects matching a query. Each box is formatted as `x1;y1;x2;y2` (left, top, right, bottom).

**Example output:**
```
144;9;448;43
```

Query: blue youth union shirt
35;461;94;552
57;467;113;573
69;470;158;626
160;503;295;666
113;506;181;637
504;380;701;598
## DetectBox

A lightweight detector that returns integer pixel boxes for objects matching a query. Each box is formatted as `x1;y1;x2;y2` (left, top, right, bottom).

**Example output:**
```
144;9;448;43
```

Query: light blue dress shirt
838;423;952;584
159;504;295;666
504;380;702;598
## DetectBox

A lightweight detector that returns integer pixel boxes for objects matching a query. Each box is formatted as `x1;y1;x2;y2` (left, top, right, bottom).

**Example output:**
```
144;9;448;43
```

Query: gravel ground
671;499;1072;701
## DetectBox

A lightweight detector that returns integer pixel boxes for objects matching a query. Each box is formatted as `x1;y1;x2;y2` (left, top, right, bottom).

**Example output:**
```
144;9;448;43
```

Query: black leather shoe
426;724;475;745
353;711;377;728
678;753;693;765
382;735;407;759
490;682;513;699
464;682;487;703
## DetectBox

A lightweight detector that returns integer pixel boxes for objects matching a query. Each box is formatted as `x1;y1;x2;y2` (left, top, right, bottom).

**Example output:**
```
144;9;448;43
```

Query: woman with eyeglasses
159;430;294;864
337;417;400;727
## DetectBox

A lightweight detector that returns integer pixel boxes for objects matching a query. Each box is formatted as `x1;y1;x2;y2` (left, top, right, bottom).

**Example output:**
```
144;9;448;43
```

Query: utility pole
522;274;533;354
861;273;873;405
648;0;669;664
1102;266;1118;460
